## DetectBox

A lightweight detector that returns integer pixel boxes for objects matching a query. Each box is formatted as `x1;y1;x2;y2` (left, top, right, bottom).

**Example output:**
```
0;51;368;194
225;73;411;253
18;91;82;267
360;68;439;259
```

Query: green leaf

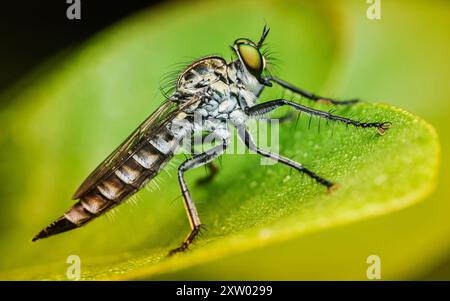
0;0;439;280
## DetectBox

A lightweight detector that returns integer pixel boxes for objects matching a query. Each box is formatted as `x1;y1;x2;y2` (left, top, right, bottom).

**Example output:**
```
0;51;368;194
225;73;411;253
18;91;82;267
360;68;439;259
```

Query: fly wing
72;97;199;200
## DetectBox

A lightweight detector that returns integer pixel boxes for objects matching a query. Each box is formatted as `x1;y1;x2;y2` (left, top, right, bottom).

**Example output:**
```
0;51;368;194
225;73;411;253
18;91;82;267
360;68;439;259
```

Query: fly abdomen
33;139;175;242
32;190;111;242
81;189;114;216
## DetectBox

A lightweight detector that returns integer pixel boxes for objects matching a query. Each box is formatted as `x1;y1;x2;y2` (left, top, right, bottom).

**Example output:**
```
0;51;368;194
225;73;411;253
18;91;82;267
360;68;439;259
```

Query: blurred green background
0;0;449;280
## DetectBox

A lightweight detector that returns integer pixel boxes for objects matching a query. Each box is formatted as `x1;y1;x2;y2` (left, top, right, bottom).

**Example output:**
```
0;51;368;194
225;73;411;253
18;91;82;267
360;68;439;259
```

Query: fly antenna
257;24;270;49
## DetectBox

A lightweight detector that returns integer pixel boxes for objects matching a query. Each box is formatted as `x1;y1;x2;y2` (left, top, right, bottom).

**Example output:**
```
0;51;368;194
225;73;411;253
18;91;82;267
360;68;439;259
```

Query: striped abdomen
33;125;184;242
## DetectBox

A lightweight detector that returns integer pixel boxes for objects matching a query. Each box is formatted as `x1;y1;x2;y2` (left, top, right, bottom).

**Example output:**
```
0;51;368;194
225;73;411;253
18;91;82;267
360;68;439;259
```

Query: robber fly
33;27;390;255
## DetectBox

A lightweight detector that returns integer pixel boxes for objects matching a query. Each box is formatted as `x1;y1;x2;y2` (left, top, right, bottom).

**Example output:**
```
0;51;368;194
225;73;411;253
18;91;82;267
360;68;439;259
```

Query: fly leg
189;133;220;186
259;111;295;124
255;81;295;124
237;127;337;190
245;99;391;135
169;140;228;255
196;162;219;186
264;76;360;106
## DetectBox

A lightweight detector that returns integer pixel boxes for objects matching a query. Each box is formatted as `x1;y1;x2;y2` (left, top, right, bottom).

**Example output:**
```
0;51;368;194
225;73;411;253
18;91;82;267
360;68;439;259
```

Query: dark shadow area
0;0;163;94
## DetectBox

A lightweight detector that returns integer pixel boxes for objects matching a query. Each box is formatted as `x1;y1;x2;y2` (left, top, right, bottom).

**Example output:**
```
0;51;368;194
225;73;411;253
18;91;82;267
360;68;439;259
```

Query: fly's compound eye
236;43;264;78
234;38;255;46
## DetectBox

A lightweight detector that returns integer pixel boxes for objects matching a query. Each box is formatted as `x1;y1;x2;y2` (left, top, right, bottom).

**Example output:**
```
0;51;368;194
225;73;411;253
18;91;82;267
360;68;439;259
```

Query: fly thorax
193;81;237;122
227;60;262;96
177;57;228;96
227;61;261;109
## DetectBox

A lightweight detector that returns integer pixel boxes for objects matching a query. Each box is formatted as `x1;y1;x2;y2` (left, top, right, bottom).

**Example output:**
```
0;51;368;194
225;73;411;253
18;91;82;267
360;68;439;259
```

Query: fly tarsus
301;167;336;190
168;243;189;256
168;225;203;256
245;99;392;135
377;122;392;135
237;126;337;191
